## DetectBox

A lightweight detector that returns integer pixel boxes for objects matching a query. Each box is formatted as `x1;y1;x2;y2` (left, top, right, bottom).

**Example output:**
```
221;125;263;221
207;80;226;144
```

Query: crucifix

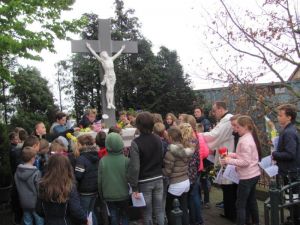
71;19;138;127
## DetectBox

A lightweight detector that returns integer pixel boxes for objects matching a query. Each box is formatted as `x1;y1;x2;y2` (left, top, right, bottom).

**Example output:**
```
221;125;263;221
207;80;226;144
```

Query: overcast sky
19;0;297;98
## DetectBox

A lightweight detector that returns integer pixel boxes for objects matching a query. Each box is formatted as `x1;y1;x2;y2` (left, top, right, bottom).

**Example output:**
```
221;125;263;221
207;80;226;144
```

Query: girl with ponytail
220;115;261;225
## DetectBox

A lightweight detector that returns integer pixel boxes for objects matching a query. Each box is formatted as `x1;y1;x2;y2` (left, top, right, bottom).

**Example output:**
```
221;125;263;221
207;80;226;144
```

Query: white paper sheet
131;193;146;207
222;165;239;184
207;154;215;163
87;212;93;225
258;155;278;177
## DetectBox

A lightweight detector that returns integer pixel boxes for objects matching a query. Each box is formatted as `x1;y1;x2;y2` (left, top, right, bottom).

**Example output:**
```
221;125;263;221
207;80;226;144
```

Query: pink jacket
197;133;209;171
225;132;261;180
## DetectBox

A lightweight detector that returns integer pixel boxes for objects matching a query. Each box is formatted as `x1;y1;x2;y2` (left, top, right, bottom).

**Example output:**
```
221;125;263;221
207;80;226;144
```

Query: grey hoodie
14;164;41;210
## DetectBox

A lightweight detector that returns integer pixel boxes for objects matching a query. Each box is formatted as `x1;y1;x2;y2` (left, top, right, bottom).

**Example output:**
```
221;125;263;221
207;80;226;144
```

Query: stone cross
71;19;138;128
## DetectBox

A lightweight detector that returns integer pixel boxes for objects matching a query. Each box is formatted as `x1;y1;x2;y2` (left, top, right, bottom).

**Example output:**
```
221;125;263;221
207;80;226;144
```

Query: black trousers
221;183;237;221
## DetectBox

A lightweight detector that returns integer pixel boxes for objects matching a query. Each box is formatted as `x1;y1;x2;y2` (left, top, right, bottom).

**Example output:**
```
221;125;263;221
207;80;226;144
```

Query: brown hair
186;115;197;131
35;122;44;129
237;116;262;160
95;131;106;148
50;140;67;154
9;132;18;141
152;113;163;123
40;139;49;151
153;122;166;137
55;112;67;120
22;146;37;163
77;134;94;146
196;123;204;133
214;101;227;110
39;154;74;203
277;104;297;123
108;126;121;134
136;112;154;134
167;126;182;143
23;135;40;148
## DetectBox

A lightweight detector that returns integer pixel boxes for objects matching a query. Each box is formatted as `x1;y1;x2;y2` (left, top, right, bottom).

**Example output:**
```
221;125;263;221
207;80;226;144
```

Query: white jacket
203;113;234;184
203;113;234;152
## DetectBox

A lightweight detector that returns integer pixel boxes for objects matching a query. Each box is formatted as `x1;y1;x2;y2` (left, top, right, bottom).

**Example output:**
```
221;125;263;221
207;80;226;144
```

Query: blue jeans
107;200;129;225
80;194;98;225
23;211;44;225
189;179;203;225
139;178;164;225
200;176;210;204
236;176;260;225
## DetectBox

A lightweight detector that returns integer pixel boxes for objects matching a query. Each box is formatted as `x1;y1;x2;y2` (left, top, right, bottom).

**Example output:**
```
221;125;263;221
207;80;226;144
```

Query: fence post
170;198;182;225
269;180;280;225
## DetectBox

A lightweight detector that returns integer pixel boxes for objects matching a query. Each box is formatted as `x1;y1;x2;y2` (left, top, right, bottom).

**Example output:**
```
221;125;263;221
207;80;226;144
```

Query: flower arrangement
66;133;77;142
218;147;228;159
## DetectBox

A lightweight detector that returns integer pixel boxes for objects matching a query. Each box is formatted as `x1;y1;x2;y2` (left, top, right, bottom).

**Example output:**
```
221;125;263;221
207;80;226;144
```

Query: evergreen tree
10;66;58;132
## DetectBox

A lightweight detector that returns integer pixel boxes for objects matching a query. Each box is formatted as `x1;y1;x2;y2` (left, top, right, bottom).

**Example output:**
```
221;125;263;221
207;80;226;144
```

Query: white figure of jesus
86;43;125;109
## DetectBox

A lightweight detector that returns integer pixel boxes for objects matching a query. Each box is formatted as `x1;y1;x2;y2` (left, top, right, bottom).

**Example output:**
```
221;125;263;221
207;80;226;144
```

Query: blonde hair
165;113;177;124
153;122;166;137
85;108;97;116
179;123;195;148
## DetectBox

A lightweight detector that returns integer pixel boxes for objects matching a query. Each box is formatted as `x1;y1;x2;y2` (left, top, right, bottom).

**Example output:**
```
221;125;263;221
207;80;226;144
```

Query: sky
19;0;298;99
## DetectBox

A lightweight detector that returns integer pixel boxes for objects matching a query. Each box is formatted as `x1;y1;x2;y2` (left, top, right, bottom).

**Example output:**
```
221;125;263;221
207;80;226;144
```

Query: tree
55;60;74;112
10;66;58;132
0;0;87;81
202;0;300;121
69;1;196;118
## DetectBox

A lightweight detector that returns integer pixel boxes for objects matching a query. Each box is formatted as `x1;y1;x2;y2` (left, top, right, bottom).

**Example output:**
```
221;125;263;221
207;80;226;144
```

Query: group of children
8;103;300;225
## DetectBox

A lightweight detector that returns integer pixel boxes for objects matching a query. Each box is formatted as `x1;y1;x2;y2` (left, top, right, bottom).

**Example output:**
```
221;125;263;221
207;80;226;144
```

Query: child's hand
132;192;141;199
219;158;227;166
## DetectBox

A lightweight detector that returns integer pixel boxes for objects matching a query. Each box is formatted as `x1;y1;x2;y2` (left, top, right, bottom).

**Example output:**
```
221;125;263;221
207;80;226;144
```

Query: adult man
202;101;236;222
272;104;300;225
194;107;211;132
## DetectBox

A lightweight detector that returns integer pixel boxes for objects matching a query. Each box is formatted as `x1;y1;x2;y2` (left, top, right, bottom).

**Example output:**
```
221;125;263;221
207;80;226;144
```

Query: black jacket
272;123;300;176
75;147;99;194
195;116;211;132
127;133;163;191
36;187;87;225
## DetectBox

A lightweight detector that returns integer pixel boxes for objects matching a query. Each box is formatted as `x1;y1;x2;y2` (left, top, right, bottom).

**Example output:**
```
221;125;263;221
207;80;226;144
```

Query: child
14;147;44;225
180;121;205;225
37;139;50;174
272;104;300;224
95;131;108;159
34;122;47;140
164;113;177;130
79;108;97;129
127;111;164;225
220;115;261;225
75;134;99;225
163;126;194;225
37;154;87;225
98;132;129;225
153;122;169;156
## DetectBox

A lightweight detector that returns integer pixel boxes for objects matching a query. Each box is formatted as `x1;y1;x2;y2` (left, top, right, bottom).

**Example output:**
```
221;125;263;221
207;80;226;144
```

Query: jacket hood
168;143;194;158
80;146;99;163
105;133;124;154
15;164;38;181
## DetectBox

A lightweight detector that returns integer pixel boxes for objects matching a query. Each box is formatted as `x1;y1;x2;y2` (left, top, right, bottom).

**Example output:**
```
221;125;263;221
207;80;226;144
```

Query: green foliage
70;1;195;118
0;0;88;81
0;123;11;183
10;66;58;132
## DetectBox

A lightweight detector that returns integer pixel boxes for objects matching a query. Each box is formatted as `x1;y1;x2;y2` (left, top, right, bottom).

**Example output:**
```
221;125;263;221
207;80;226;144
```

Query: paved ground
0;186;267;225
201;186;266;225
